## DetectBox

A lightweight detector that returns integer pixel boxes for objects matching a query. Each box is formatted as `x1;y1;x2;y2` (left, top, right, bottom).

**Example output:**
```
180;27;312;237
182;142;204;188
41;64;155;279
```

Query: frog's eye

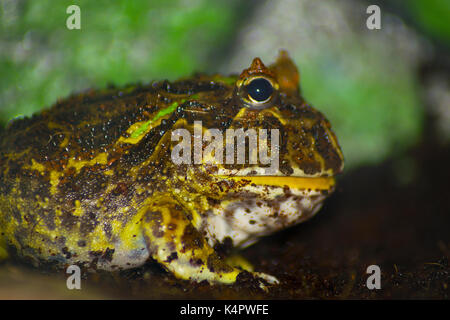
246;78;273;103
238;76;278;109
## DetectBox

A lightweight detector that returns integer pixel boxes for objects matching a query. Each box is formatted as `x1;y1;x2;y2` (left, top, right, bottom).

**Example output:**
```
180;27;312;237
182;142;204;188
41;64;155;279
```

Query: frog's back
1;83;162;165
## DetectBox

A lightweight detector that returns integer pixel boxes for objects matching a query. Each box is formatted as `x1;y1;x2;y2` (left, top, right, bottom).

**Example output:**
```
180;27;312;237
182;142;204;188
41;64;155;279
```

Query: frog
0;50;343;286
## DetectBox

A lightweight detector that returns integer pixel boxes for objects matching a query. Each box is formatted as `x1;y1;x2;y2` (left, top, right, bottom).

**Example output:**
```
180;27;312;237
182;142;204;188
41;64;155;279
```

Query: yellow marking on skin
60;136;69;148
36;198;48;210
87;222;118;252
22;152;112;208
118;121;152;145
220;175;335;190
67;152;108;173
135;185;145;195
73;200;83;217
31;153;110;196
50;171;61;195
118;219;143;251
103;169;114;176
122;118;190;174
233;107;287;126
119;100;183;145
226;254;254;272
262;107;287;125
118;197;159;251
30;159;46;173
190;210;202;230
233;107;248;120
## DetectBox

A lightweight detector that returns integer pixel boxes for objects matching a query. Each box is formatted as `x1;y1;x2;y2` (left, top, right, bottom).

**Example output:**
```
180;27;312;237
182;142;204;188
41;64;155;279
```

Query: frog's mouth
220;175;335;191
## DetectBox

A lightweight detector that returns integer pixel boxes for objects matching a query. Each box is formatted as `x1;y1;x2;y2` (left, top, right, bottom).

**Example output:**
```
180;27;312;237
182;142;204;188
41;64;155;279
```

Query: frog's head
173;51;344;247
228;50;344;178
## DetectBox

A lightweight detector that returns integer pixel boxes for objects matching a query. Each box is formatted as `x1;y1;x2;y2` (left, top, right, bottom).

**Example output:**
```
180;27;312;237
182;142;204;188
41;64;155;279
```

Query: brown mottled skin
0;51;343;285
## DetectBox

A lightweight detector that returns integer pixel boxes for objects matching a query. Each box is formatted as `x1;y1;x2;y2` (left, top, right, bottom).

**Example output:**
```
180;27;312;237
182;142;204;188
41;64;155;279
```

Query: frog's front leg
140;198;243;284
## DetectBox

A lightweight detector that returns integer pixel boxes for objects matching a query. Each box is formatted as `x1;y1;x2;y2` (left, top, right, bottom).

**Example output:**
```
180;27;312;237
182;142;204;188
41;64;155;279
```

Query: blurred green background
0;0;449;172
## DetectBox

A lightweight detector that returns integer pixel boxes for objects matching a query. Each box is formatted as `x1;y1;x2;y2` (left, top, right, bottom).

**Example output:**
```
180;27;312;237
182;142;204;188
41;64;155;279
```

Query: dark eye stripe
246;78;273;102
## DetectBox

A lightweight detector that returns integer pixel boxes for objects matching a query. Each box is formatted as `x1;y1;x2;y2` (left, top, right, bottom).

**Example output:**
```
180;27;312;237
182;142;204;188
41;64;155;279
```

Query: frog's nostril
246;78;273;103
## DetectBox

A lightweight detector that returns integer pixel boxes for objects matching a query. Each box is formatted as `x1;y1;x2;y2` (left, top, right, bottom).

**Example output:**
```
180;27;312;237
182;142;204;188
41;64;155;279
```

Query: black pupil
246;78;273;102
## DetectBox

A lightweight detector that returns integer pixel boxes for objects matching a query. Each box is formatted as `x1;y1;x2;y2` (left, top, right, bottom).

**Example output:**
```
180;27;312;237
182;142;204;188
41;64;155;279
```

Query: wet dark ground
0;139;449;299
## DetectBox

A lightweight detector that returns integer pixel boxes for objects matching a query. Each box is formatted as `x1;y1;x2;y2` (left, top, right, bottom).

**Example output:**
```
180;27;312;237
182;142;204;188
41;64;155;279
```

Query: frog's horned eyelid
237;75;279;108
242;75;279;90
236;75;279;89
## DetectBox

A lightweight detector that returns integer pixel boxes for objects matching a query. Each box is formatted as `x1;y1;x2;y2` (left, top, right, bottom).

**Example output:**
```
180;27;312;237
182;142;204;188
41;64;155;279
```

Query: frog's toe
226;254;255;271
252;272;279;292
254;271;279;285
